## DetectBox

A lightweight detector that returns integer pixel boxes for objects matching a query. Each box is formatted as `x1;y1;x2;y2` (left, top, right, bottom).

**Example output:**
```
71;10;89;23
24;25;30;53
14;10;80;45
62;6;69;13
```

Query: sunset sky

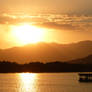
0;0;92;49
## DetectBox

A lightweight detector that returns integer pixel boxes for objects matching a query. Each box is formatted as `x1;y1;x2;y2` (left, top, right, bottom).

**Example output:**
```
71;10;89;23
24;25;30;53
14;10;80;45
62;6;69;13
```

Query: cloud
0;13;92;31
0;13;49;24
36;22;80;31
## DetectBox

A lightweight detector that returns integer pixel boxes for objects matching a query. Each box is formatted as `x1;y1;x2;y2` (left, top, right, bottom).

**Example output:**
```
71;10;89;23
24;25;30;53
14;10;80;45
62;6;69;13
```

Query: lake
0;73;92;92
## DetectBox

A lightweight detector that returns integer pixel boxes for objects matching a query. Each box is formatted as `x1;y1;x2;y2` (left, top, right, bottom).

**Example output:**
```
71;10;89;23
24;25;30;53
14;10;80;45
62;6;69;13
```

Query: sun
11;24;45;45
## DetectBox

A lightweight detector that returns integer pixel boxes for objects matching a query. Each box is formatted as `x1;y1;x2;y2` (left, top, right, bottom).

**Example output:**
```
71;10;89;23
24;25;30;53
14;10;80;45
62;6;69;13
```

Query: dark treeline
0;61;92;73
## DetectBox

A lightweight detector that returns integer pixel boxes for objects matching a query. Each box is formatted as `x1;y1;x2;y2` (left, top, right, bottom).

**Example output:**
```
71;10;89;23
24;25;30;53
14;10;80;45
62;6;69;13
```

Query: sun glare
11;24;45;45
19;73;37;91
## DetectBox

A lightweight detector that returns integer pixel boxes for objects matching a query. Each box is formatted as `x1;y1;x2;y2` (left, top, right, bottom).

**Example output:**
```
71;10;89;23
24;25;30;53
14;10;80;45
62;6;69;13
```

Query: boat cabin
79;73;92;82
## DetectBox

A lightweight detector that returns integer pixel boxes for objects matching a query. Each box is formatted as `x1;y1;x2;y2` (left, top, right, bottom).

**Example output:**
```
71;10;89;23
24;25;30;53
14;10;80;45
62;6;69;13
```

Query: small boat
79;73;92;82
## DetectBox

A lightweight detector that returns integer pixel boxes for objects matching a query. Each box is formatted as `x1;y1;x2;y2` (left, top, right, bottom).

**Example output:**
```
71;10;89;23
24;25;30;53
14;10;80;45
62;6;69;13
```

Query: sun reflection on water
19;73;38;92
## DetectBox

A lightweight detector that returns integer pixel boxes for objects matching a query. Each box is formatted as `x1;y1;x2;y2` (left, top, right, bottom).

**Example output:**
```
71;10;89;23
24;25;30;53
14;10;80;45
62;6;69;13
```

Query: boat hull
79;79;92;82
79;73;92;82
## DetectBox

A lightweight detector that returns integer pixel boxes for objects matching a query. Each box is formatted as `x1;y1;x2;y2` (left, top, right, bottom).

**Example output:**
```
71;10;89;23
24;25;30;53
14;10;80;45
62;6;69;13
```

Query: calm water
0;73;92;92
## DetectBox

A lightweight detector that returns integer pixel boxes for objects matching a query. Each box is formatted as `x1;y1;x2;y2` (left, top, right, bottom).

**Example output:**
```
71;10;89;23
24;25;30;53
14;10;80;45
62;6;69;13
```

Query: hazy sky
0;0;92;15
0;0;92;49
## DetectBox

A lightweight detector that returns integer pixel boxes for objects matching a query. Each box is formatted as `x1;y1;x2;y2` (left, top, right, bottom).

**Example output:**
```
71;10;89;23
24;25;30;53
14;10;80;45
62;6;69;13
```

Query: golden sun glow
11;24;45;45
19;73;37;91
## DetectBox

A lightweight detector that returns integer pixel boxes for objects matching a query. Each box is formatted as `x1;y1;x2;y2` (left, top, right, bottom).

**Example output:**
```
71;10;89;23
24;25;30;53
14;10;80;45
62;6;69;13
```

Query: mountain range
0;40;92;64
69;54;92;64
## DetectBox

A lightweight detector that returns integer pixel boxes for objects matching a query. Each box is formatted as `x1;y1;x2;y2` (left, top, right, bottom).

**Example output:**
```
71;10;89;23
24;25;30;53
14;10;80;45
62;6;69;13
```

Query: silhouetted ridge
77;40;92;45
70;55;92;64
0;58;92;73
0;40;92;63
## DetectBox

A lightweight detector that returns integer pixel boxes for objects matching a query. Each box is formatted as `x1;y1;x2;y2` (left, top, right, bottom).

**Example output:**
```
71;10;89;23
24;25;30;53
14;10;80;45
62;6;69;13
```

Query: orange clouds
0;13;92;32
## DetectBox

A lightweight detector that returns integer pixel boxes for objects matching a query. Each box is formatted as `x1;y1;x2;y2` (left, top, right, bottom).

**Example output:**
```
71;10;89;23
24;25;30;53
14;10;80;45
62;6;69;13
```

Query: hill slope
0;40;92;63
69;55;92;64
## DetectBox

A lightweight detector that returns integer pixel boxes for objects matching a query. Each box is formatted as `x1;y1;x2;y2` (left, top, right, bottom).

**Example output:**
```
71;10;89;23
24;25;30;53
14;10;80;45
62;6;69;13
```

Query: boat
79;73;92;82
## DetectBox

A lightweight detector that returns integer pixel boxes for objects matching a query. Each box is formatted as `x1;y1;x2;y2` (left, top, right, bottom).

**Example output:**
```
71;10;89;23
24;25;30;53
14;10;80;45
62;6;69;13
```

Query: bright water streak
0;73;92;92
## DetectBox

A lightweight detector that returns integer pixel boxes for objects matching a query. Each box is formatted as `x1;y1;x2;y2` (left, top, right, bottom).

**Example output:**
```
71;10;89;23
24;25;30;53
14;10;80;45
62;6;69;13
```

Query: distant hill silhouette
0;40;92;63
69;55;92;64
0;60;92;73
